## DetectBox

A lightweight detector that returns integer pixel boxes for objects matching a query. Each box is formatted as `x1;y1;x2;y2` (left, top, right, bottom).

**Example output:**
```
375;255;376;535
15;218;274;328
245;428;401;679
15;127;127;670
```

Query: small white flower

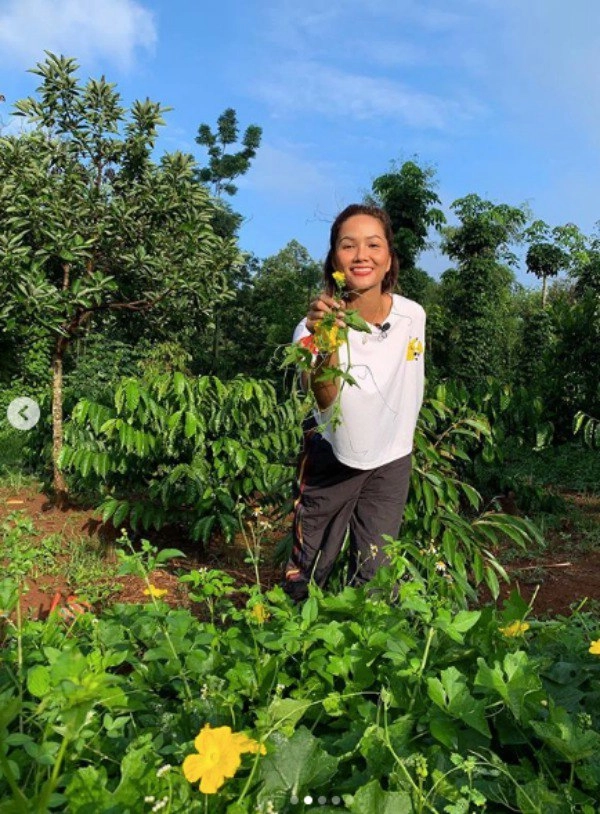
144;796;155;804
200;683;209;700
156;763;171;778
369;544;378;558
152;798;168;812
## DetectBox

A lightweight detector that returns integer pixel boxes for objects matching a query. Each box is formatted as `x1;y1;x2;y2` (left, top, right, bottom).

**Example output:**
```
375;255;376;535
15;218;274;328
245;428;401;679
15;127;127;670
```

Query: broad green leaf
27;665;51;698
349;780;412;813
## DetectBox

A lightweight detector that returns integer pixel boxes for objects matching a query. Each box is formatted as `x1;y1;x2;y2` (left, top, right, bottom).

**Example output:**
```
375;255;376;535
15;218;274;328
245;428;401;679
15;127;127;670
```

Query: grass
61;534;120;603
499;441;600;493
1;510;120;606
474;441;600;568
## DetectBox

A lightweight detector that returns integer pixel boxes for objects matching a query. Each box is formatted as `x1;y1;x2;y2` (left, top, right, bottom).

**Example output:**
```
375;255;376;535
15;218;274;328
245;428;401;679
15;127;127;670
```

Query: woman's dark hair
323;203;400;294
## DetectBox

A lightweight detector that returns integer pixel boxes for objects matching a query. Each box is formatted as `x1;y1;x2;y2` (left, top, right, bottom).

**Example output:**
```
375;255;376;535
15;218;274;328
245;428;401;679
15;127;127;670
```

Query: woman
283;203;425;602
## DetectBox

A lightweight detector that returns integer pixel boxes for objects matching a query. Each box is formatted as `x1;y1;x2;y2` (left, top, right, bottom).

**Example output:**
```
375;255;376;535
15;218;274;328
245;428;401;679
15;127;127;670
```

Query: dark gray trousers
283;426;412;602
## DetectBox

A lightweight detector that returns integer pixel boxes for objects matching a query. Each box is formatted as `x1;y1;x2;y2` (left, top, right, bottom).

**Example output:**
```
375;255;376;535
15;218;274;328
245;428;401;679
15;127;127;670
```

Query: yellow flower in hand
143;584;168;599
589;639;600;655
250;602;270;623
314;321;344;353
183;724;266;794
499;620;530;638
332;270;346;287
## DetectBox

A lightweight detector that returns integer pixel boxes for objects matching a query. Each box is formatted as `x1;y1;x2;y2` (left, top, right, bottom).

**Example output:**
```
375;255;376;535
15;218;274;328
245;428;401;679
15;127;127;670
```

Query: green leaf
302;596;319;626
27;665;51;698
155;547;186;564
349;780;412;813
258;728;338;808
531;706;600;763
265;698;312;734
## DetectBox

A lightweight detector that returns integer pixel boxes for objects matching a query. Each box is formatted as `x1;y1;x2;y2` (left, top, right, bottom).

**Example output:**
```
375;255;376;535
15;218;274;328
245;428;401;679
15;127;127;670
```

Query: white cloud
0;0;156;70
255;61;485;131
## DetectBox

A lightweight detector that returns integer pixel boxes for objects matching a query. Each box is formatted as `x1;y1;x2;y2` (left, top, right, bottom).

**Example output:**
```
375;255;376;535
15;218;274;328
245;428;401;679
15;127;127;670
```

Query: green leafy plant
60;372;302;542
401;382;544;603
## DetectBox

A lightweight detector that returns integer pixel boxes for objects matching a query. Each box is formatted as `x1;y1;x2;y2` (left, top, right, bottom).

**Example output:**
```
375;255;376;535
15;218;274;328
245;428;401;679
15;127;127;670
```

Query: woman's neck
348;288;391;325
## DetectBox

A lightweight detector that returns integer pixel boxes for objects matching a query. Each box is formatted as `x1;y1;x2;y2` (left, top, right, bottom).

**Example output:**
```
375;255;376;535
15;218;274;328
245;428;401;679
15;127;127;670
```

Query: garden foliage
1;531;599;812
60;373;302;541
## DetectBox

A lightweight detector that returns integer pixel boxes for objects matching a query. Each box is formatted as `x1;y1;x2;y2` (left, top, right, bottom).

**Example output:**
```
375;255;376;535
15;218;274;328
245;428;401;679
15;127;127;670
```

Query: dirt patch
2;486;600;620
491;492;600;616
0;486;285;621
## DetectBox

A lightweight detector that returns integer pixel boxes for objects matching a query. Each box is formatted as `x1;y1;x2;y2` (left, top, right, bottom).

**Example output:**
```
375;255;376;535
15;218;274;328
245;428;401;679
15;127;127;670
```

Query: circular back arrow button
7;397;41;431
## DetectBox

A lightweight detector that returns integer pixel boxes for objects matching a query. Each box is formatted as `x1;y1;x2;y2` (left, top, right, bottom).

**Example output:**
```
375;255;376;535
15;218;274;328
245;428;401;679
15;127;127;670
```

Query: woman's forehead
337;214;386;239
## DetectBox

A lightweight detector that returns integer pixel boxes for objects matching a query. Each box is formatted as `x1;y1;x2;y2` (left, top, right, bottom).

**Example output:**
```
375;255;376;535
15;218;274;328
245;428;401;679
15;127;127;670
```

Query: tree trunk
542;274;548;308
52;338;69;507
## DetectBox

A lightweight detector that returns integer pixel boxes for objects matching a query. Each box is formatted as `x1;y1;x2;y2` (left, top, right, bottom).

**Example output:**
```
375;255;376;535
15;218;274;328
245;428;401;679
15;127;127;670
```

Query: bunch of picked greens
281;271;372;423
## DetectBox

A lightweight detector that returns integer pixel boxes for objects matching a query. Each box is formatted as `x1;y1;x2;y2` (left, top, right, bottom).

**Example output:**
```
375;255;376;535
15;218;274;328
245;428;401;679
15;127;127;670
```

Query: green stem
16;581;24;733
37;731;70;812
141;572;194;703
0;747;29;813
382;705;439;814
408;626;435;712
236;748;262;805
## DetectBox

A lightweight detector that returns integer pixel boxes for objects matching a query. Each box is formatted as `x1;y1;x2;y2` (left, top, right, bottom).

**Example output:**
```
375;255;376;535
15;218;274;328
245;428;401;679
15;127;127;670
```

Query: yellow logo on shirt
407;338;424;361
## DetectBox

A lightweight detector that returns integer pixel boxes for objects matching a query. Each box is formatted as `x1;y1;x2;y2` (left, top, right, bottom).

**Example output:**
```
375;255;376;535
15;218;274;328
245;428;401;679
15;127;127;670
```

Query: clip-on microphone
374;321;390;339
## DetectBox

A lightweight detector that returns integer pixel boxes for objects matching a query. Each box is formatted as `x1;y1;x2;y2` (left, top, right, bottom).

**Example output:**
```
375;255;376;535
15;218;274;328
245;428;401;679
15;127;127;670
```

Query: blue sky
2;0;600;286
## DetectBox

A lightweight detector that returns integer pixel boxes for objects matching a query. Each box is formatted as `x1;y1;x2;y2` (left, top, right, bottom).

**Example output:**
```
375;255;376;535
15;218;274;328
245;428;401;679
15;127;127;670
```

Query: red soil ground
2;486;600;620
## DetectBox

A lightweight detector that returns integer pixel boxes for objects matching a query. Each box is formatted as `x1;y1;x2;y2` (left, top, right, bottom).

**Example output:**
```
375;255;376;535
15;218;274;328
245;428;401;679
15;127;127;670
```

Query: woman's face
333;214;391;294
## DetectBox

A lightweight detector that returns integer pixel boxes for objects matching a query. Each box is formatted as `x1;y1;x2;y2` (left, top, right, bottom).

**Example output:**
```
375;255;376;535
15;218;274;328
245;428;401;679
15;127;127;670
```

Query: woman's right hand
306;292;346;334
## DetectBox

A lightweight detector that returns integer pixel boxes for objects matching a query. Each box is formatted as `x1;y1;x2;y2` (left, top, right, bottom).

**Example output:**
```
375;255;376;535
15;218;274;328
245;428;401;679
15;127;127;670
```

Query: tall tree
368;159;445;301
194;108;262;370
525;220;574;307
0;54;236;503
438;194;527;386
195;108;262;199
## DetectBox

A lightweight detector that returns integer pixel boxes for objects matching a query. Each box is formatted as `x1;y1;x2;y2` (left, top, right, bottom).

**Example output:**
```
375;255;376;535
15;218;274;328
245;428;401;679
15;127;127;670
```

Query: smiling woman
283;203;425;602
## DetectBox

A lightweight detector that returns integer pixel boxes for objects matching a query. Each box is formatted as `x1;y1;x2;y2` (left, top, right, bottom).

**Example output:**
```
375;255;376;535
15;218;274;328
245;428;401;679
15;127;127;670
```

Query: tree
195;107;262;198
252;241;322;369
570;224;600;296
525;220;574;307
206;241;322;381
437;195;527;386
368;159;445;301
0;53;236;503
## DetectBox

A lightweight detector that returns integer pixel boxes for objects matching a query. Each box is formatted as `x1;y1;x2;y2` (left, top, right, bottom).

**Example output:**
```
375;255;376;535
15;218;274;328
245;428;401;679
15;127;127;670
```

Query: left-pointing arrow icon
7;397;40;431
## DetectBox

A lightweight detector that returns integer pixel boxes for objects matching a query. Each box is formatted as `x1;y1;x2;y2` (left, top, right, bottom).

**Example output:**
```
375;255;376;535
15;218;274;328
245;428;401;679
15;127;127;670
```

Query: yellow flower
182;724;266;794
314;321;344;353
589;639;600;655
143;584;168;599
499;620;530;638
250;603;270;623
332;270;346;287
